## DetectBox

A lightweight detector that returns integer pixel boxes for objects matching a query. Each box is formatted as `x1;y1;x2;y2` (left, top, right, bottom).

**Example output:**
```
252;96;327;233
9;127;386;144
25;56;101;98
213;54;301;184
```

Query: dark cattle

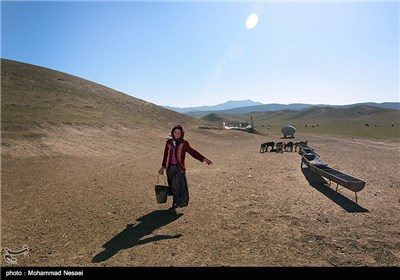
260;142;275;153
276;142;285;154
284;141;294;152
265;142;275;152
260;143;267;153
294;141;308;152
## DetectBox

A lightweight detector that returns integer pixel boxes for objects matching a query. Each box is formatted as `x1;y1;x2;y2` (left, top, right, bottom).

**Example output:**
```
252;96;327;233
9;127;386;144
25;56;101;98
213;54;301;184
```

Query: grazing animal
265;142;275;152
260;143;267;153
365;123;369;127
392;123;395;127
260;142;275;153
284;141;294;152
294;141;308;152
275;142;285;153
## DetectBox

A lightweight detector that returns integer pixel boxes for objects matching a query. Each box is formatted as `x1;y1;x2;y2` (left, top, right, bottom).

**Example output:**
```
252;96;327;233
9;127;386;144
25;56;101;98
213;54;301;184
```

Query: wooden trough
299;146;366;203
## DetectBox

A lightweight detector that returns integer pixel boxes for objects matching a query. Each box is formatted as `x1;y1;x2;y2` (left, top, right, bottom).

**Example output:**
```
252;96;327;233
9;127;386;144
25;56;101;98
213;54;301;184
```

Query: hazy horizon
163;99;399;109
2;1;399;107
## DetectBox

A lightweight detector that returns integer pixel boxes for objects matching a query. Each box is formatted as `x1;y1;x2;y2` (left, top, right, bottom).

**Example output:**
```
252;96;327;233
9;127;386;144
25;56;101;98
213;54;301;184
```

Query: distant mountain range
164;99;263;113
165;100;399;117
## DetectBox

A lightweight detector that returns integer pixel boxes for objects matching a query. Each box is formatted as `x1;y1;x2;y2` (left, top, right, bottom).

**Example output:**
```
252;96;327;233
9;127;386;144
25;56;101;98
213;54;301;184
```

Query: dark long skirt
166;164;189;208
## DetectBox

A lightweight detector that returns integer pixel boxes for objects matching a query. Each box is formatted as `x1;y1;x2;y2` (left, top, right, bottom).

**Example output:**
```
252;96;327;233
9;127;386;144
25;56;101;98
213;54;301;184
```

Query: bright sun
245;13;259;30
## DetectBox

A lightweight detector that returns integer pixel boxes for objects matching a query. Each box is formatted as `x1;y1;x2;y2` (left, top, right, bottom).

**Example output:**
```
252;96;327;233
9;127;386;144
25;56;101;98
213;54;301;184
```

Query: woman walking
158;125;212;211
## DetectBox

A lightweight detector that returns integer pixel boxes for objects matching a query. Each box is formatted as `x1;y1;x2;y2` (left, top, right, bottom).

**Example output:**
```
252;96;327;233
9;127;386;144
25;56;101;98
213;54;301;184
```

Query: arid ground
1;124;399;267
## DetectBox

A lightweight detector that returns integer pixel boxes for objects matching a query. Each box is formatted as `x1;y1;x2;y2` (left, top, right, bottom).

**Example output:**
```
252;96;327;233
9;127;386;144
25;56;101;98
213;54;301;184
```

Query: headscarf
171;125;185;146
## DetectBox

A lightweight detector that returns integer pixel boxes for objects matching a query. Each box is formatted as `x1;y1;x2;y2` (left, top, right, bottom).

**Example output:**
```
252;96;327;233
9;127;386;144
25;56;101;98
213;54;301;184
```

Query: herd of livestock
259;140;308;153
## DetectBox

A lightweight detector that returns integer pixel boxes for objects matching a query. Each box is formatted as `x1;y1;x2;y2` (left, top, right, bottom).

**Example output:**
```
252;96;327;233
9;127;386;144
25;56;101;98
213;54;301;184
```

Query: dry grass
1;59;201;130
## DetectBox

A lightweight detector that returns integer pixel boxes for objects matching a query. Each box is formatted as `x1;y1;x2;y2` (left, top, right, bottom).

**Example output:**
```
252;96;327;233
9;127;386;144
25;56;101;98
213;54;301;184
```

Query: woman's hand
203;158;213;165
158;167;165;175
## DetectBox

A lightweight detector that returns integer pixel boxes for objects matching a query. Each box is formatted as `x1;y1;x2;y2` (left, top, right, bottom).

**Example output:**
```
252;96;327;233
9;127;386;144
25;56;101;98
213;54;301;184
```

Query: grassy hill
202;105;400;138
2;58;398;141
1;59;214;157
1;59;198;131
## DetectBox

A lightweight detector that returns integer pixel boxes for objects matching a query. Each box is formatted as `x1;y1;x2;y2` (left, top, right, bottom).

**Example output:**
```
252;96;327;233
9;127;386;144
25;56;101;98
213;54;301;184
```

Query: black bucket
155;185;168;204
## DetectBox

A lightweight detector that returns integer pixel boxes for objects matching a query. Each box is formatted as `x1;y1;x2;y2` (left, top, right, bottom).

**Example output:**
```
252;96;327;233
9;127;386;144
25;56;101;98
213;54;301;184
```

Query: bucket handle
157;174;167;185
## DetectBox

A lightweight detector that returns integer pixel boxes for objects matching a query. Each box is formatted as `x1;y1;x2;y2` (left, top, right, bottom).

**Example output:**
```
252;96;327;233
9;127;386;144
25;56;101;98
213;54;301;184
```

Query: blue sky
2;1;399;108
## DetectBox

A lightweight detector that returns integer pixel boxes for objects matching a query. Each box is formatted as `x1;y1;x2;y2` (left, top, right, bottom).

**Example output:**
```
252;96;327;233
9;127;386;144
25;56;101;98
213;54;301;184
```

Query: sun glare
245;13;259;30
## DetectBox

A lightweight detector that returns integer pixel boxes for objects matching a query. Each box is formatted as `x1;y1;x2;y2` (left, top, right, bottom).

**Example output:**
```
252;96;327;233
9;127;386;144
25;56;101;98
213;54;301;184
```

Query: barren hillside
1;59;203;129
1;59;209;157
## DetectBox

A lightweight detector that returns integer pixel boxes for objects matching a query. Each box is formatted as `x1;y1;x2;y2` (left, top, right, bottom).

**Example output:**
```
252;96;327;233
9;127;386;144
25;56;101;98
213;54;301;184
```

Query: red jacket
161;139;205;172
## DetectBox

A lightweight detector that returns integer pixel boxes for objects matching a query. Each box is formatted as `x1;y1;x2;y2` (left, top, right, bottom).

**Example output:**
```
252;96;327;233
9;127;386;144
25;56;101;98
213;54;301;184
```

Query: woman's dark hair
171;125;185;140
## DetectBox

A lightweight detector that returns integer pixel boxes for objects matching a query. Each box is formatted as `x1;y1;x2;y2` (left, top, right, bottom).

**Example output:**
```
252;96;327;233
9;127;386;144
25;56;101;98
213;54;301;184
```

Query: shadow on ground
301;167;369;213
92;210;183;263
